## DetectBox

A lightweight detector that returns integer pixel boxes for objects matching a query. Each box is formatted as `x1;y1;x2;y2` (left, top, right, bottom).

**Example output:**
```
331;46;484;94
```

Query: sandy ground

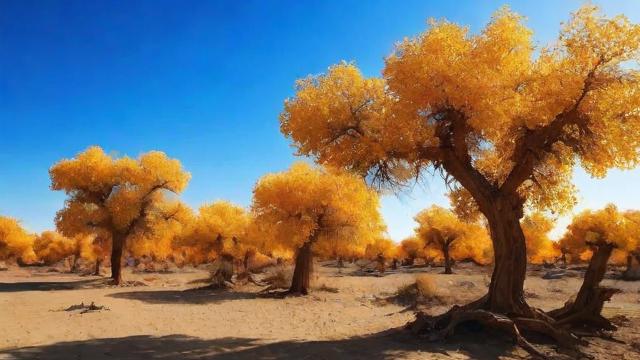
1;262;639;359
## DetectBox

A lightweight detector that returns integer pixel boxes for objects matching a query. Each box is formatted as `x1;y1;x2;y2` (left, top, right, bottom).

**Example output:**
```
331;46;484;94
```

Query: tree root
548;287;621;331
408;299;588;360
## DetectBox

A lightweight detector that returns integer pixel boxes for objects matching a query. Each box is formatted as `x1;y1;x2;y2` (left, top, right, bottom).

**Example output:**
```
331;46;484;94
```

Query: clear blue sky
1;0;639;240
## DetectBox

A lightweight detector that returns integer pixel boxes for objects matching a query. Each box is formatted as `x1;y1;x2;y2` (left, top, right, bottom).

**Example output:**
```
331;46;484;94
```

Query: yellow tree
33;231;79;270
0;216;36;264
364;237;397;273
181;201;251;286
414;205;491;273
397;236;424;266
128;201;194;271
622;210;640;277
251;162;385;294
280;5;640;347
521;213;560;264
50;146;190;284
551;205;635;329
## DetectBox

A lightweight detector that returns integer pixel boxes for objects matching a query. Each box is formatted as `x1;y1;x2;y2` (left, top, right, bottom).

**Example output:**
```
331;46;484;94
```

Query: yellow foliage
414;205;492;265
251;162;385;259
0;216;36;263
50;146;191;262
33;231;77;264
364;237;397;260
180;200;251;262
281;5;640;216
559;204;636;265
521;213;560;264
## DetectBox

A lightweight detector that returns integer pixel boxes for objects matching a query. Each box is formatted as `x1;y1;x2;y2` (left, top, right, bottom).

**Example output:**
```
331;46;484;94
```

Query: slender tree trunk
243;251;251;274
70;255;79;273
110;233;125;285
289;241;313;295
94;257;101;276
625;254;633;274
549;242;619;330
443;244;453;274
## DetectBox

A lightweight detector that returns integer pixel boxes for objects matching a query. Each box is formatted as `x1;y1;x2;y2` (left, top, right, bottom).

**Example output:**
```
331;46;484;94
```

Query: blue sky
1;0;639;240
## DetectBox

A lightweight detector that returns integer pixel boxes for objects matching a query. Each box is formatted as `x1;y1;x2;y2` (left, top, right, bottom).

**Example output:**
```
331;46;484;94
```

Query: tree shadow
107;288;260;305
0;278;108;292
0;329;516;360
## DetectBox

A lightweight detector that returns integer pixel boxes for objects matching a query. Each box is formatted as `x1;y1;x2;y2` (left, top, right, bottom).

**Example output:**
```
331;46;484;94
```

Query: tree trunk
243;251;251;274
110;233;125;285
94;258;101;276
483;196;530;316
549;242;619;330
211;254;235;287
290;241;313;295
70;255;79;273
443;244;453;274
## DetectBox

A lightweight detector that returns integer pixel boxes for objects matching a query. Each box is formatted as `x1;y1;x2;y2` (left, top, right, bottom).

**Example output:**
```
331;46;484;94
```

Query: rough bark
289;241;314;295
110;233;125;285
549;242;620;330
70;255;79;273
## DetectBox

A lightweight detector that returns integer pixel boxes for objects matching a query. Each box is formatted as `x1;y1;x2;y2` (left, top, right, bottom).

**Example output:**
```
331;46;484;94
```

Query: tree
622;210;640;278
33;231;80;270
521;213;560;265
0;216;36;264
551;205;635;329
181;201;250;286
51;146;190;284
364;237;397;273
414;206;492;273
397;236;423;266
415;206;464;274
251;162;385;295
279;5;640;353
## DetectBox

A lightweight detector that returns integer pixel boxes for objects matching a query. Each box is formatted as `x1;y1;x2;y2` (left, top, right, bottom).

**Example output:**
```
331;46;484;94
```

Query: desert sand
1;262;639;359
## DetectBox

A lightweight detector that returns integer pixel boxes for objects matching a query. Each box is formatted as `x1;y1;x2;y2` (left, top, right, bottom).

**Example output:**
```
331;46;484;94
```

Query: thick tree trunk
110;233;125;285
483;197;530;316
94;258;101;276
549;242;619;330
443;244;453;274
289;241;313;295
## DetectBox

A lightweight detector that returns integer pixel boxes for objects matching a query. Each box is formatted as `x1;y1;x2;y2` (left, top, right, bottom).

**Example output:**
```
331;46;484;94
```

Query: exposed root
549;286;621;331
408;295;592;360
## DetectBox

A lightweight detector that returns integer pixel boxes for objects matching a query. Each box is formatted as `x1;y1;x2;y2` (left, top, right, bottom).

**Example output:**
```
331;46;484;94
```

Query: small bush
415;274;438;299
262;266;292;289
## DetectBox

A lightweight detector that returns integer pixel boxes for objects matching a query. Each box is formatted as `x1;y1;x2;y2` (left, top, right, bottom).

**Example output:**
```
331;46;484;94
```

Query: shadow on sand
107;288;260;305
0;278;108;292
0;329;516;360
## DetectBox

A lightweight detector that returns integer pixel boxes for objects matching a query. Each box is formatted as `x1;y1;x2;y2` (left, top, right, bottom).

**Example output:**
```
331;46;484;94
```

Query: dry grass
261;265;293;290
390;274;447;307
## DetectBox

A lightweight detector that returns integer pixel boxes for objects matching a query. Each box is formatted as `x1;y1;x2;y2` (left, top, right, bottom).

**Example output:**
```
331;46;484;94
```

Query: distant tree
414;205;491;273
50;146;190;284
397;236;423;266
251;162;385;294
280;4;640;349
180;201;251;286
33;231;79;270
364;237;397;273
0;216;36;264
